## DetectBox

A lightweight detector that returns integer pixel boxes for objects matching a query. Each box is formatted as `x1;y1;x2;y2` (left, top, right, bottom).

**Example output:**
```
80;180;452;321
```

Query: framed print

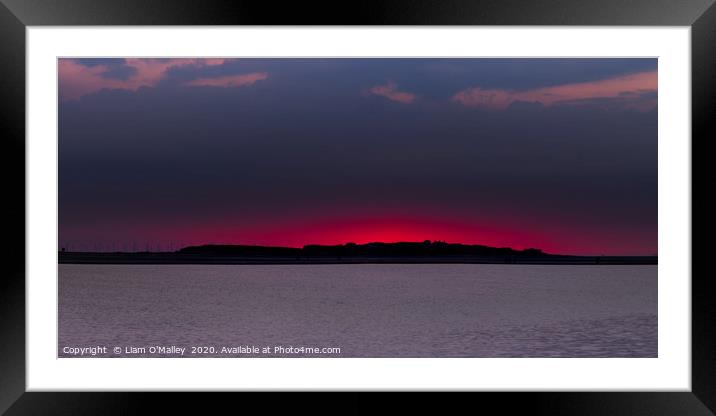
1;0;711;414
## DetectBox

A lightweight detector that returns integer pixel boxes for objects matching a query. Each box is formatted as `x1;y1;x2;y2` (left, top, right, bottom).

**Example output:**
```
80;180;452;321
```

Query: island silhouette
58;241;657;265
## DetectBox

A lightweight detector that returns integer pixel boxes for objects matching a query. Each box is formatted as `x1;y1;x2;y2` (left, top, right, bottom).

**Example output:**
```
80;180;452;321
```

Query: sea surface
58;264;657;358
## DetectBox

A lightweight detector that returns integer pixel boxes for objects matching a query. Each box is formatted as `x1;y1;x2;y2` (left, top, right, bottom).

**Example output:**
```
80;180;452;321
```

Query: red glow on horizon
287;218;535;249
59;214;657;256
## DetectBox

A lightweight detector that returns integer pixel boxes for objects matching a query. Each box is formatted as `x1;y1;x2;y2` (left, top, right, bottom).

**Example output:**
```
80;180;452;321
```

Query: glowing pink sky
58;58;269;100
451;70;657;111
368;81;417;104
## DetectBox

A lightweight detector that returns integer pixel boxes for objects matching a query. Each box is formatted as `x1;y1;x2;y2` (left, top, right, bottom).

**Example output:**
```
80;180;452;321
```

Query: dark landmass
58;241;657;265
181;241;544;257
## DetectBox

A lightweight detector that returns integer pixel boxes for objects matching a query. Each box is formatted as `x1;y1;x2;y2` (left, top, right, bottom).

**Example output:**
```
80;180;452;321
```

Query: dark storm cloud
73;58;137;80
58;58;657;254
100;64;137;81
74;58;121;67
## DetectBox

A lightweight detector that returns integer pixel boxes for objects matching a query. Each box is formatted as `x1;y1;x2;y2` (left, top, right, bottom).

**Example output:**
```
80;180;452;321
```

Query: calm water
58;264;657;358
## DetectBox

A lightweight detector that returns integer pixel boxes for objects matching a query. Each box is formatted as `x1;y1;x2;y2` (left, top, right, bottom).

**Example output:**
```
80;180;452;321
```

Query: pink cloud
369;82;417;104
184;72;268;88
58;58;244;100
452;70;657;111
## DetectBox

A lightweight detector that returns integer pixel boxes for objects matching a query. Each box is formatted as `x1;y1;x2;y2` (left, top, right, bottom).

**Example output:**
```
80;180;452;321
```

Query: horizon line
57;240;658;257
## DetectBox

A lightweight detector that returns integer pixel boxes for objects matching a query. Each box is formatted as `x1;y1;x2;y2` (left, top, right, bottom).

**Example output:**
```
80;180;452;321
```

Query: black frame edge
0;1;25;415
692;1;716;414
0;0;715;25
3;392;716;415
1;0;712;414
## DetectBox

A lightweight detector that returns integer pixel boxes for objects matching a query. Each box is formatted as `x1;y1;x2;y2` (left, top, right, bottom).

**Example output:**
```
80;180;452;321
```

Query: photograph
57;57;658;358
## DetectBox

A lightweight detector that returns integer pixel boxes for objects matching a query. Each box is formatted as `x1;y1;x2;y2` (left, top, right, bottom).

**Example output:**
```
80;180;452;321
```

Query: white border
27;27;691;391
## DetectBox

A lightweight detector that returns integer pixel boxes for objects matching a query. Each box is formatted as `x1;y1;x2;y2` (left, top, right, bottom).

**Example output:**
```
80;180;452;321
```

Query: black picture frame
0;0;710;414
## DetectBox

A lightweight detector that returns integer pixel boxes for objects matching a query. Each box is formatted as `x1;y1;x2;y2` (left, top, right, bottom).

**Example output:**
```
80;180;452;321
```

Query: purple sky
59;58;657;255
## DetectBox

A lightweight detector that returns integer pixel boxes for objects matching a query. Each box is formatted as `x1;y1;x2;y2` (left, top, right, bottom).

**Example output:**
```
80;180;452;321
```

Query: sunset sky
58;58;657;255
